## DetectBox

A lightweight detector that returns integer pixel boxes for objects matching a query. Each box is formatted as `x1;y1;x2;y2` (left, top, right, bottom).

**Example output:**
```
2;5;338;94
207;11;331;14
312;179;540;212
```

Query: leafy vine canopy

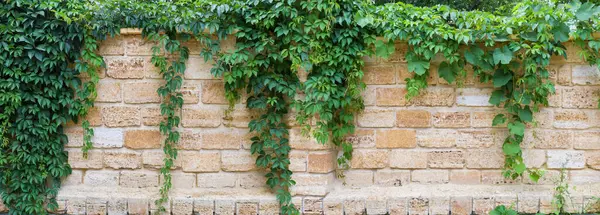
1;0;600;214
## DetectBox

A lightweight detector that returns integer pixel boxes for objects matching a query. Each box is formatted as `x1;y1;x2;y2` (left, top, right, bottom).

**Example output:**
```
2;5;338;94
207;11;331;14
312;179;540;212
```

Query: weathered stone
180;151;220;172
451;197;472;215
68;149;103;169
202;81;228;104
357;109;396;127
96;81;122;102
308;151;336;173
433;112;470;127
456;88;493;107
481;170;520;184
553;110;592;129
450;170;480;184
411;87;455;106
417;129;457;148
374;169;410;186
84;170;119;186
345;129;375;148
376;129;416;148
102;106;141;127
141;107;163;126
104;150;142;169
104;57;147;79
428;150;464;168
184;57;215;80
573;131;600;149
465;149;504;169
92;127;124;148
119;170;159;188
363;65;397;85
412;170;449;184
547;150;585;169
390;150;428;169
473;197;495;215
289;150;307;172
221;150;256;171
350;149;388;169
98;36;124;55
572;65;600;85
562;87;600;108
524;129;572;149
197;172;236;188
123;81;162;103
409;197;430;215
396;110;431;127
124;129;161;149
237;202;258;215
376;87;410;106
181;108;222;127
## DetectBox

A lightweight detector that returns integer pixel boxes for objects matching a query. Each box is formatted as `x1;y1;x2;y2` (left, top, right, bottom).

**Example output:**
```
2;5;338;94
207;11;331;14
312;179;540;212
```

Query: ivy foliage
0;0;102;214
211;1;373;212
2;0;600;214
359;0;600;181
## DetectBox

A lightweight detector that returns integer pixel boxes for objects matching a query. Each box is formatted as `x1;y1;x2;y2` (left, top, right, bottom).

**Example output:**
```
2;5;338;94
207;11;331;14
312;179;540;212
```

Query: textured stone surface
396;110;431;127
102;106;141;127
124;129;161;149
350;149;389;169
376;129;416;148
433;112;471;127
181;108;223;127
122;81;162;103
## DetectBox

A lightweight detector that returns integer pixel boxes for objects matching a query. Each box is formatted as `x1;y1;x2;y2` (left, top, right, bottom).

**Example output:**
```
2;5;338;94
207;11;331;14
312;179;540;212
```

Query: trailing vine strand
1;0;600;214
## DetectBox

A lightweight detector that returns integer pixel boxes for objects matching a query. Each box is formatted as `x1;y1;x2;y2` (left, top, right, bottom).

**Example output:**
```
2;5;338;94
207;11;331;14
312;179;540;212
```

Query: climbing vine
0;1;99;213
2;0;600;214
360;0;600;181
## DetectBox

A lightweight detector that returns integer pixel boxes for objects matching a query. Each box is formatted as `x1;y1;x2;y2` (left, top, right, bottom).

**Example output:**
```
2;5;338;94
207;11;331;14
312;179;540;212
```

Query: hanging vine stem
75;30;104;158
147;30;190;212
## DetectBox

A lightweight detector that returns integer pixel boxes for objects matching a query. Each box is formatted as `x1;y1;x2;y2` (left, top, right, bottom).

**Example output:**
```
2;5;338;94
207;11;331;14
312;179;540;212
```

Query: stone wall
57;31;600;214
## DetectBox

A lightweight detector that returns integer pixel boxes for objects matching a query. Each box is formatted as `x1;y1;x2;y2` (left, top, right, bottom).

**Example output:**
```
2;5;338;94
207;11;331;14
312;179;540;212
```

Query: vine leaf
514;162;526;174
464;46;484;66
493;46;513;65
575;2;598;21
375;40;395;59
356;15;373;27
489;90;507;106
517;106;533;122
438;62;456;83
493;69;513;87
408;59;430;75
503;143;521;156
552;22;570;43
492;114;507;126
508;121;525;136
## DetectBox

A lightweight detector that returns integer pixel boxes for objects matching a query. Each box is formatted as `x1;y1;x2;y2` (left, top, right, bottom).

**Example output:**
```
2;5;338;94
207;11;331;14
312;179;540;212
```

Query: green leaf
493;46;513;65
508;121;525;137
408;60;430;75
576;2;597;21
514;162;526;174
493;69;512;87
552;22;570;43
517;106;533;122
489;90;507;106
375;40;395;59
503;143;522;156
464;46;484;66
356;15;373;28
437;62;456;83
492;114;506;126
